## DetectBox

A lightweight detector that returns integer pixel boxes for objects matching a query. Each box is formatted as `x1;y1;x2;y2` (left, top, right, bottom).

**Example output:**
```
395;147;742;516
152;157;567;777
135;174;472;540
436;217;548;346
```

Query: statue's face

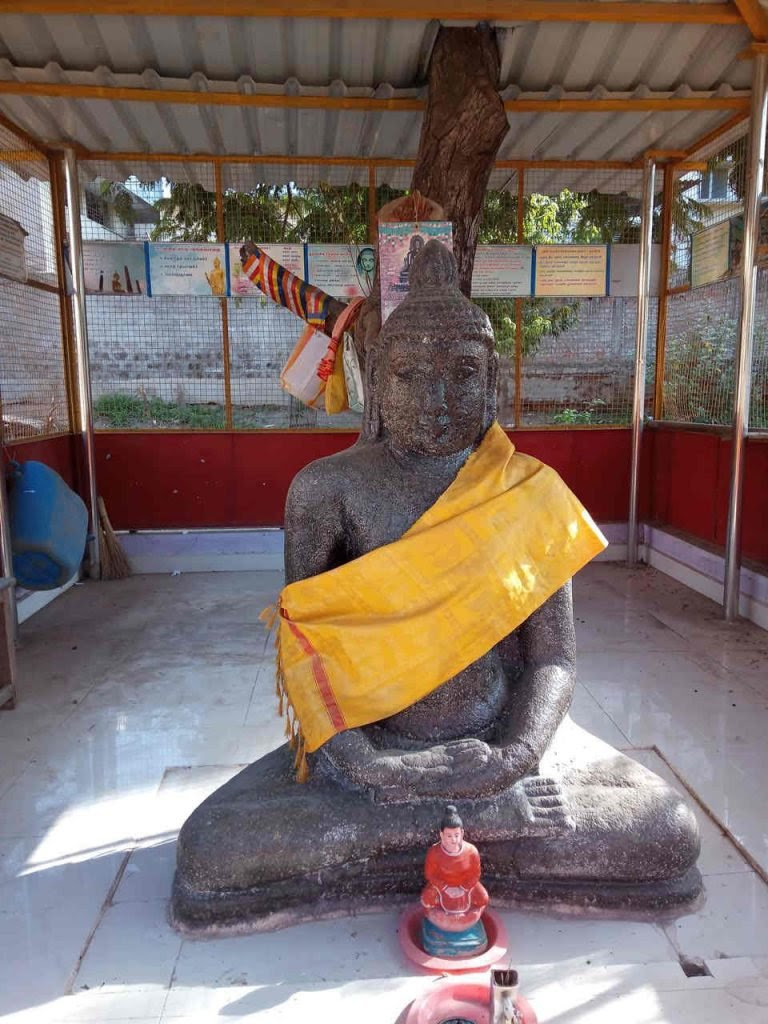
381;334;489;456
440;826;464;855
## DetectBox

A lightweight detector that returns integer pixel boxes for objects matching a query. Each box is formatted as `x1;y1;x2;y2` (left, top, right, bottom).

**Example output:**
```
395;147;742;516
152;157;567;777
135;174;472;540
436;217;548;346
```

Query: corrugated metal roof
0;13;754;180
0;14;752;92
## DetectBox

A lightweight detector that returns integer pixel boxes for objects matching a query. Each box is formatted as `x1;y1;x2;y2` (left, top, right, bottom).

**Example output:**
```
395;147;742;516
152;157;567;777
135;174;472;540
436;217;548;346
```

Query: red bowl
402;973;538;1024
398;906;510;974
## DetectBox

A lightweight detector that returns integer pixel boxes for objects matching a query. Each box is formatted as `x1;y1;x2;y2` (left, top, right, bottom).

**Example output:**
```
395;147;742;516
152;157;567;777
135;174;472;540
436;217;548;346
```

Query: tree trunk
412;26;509;297
351;25;509;436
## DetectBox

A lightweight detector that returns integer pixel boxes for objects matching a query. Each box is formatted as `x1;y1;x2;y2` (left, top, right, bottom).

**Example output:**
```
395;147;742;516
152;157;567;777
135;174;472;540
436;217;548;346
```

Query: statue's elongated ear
361;344;384;443
484;350;499;431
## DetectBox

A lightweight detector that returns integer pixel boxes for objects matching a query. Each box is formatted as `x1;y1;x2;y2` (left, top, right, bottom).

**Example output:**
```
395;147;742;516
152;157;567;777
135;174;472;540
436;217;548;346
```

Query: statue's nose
426;380;448;412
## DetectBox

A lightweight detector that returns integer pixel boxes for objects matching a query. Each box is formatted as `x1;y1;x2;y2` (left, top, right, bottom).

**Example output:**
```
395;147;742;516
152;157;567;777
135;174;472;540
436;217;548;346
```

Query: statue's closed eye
457;360;481;380
394;367;418;382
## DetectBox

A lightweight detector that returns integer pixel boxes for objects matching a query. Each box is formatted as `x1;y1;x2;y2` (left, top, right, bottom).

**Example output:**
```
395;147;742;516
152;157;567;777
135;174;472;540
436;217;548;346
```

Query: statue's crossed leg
173;727;701;933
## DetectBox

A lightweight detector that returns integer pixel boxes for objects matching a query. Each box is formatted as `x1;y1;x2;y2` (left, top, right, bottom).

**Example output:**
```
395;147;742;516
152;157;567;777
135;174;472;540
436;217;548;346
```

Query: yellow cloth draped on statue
270;422;607;776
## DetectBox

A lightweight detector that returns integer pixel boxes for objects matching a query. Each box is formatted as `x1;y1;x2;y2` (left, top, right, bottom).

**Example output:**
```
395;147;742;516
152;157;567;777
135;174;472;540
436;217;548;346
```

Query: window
699;165;731;202
85;190;108;225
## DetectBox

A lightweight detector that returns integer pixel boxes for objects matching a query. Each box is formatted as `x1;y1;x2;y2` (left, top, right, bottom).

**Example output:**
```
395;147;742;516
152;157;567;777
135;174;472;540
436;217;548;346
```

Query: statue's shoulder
286;443;385;514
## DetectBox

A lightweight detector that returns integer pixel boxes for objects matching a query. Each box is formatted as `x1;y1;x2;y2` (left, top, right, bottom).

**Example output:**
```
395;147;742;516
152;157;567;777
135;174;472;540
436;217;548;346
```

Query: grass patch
94;393;225;429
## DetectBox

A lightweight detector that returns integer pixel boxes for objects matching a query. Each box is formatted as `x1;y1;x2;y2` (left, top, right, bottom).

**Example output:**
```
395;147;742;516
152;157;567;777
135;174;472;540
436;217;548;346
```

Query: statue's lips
418;416;451;436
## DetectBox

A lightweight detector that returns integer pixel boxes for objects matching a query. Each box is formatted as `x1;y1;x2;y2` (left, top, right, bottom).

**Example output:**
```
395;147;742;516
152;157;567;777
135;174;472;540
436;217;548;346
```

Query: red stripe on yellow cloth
280;608;347;732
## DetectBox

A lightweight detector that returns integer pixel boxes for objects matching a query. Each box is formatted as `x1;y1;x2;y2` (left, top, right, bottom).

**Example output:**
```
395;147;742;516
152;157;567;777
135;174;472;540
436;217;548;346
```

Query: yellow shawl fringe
262;422;607;779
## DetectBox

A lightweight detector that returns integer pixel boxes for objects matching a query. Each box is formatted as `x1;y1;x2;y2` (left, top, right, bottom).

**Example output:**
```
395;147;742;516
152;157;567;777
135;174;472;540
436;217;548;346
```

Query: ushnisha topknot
440;804;463;831
378;239;494;348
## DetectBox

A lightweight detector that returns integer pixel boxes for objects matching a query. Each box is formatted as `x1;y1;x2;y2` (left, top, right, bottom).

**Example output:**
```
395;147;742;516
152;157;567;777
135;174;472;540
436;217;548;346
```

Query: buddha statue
172;241;700;933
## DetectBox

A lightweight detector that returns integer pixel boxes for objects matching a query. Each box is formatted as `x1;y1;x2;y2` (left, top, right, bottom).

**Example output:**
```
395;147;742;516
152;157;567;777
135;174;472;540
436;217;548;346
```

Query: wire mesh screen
662;278;740;425
89;296;226;428
76;156;669;432
669;134;747;291
225;162;367;428
515;166;652;426
223;162;368;244
80;161;224;429
78;160;216;242
0;126;69;441
520;297;658;427
81;159;370;430
659;132;749;425
750;266;768;432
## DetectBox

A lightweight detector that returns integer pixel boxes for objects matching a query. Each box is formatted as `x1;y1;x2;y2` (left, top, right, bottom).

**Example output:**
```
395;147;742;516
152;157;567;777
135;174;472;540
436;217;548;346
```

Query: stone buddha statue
172;241;700;933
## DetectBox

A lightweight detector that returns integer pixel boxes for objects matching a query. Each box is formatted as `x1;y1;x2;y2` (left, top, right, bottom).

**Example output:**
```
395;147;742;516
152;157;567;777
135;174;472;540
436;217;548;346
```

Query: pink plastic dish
398;907;509;974
402;973;538;1024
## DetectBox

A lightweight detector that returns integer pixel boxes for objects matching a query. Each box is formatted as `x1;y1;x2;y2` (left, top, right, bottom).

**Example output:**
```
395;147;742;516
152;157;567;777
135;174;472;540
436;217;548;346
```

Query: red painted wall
2;434;80;493
647;427;768;566
94;428;634;530
11;427;763;568
95;431;357;530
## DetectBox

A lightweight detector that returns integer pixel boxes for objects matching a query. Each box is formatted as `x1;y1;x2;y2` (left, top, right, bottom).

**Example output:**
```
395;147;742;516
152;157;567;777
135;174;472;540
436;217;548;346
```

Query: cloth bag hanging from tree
342;334;364;413
320;298;366;415
280;325;330;409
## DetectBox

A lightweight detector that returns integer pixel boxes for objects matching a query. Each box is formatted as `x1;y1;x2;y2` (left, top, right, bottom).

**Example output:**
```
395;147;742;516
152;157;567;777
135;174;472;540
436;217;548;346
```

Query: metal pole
627;157;656;565
514;168;525;429
653;163;674;420
0;458;17;640
213;162;233;430
62;148;100;580
723;54;768;621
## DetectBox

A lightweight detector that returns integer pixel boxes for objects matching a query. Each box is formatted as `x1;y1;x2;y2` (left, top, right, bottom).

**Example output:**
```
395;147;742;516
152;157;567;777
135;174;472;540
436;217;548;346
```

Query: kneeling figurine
420;804;489;958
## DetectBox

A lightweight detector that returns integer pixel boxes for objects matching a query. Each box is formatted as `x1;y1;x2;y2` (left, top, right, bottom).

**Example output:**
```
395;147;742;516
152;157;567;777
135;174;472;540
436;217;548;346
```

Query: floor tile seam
242;628;277;724
615;746;759;874
681;651;768;700
64;849;133;996
576;645;695;653
646;611;695;647
241;675;262;727
573;679;632;746
0;771;25;800
651;745;768;888
113;894;170;905
699;868;763;879
158;930;186;1023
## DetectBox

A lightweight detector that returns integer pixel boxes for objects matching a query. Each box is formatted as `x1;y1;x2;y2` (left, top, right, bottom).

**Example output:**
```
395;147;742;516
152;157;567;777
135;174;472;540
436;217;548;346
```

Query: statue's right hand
367;749;451;801
318;731;493;801
376;740;494;800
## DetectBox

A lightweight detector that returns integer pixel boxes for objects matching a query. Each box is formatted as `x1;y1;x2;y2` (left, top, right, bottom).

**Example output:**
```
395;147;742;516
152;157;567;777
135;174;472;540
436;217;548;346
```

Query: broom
97;497;132;580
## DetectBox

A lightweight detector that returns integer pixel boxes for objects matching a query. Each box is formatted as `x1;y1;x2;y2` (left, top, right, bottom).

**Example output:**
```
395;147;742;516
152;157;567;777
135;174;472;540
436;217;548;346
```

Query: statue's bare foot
510;775;572;837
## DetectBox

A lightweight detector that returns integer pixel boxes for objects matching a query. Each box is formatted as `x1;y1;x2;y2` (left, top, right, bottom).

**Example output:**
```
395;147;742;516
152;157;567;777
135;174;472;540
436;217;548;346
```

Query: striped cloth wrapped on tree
241;245;332;328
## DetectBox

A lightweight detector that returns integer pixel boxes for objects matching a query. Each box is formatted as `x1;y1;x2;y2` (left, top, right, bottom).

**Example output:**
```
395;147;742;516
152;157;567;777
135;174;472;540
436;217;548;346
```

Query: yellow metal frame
0;79;750;116
0;125;75;444
514;169;524;430
733;0;768;41
0;2;746;24
653;164;674;422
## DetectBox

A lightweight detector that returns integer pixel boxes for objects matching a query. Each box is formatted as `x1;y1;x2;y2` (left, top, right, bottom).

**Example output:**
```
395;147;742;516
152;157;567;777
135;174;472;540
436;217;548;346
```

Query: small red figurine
420;804;489;957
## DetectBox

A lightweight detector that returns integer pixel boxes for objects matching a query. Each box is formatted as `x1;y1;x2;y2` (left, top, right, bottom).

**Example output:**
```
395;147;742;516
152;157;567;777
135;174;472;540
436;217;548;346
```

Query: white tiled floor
1;564;768;1023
